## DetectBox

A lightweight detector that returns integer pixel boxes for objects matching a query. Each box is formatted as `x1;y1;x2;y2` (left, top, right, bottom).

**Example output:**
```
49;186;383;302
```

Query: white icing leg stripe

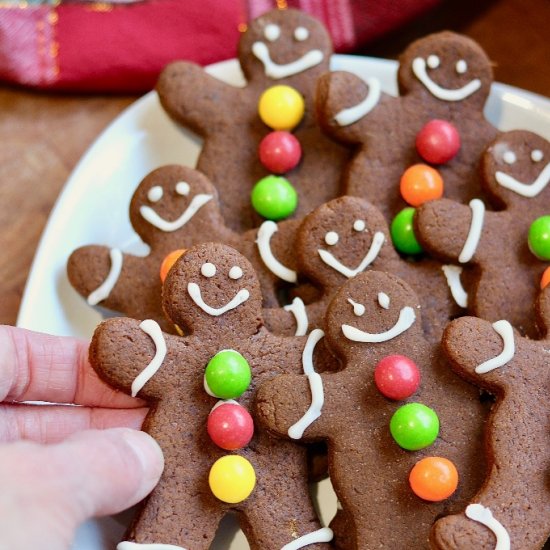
87;248;123;305
459;199;485;263
495;162;550;197
475;320;515;374
334;77;381;126
139;194;212;232
117;542;188;550
251;41;323;79
131;320;167;397
187;282;249;316
288;329;325;440
281;527;334;549
284;297;309;336
257;221;297;283
318;231;385;278
412;57;481;101
441;265;468;308
465;504;510;550
342;306;416;343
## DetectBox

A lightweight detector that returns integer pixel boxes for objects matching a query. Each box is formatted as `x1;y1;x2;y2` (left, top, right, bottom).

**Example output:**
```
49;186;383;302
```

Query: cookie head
239;8;331;84
398;31;492;109
163;243;262;335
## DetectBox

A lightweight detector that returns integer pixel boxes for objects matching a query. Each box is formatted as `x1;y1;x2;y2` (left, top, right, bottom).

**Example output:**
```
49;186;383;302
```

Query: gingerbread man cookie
256;270;488;549
90;243;332;549
430;286;550;549
415;130;550;338
316;31;497;220
157;8;350;232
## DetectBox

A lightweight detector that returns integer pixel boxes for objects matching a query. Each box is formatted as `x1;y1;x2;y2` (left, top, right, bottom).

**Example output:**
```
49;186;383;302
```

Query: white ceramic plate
16;55;550;550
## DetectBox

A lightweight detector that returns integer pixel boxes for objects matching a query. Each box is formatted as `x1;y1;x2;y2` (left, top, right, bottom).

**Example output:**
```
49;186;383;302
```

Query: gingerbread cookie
415;130;550;338
90;242;332;550
316;31;497;220
431;286;550;549
256;270;488;549
157;8;350;232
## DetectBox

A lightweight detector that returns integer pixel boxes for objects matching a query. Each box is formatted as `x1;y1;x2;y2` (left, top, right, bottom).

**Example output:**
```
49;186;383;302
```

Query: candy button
390;208;423;255
409;457;459;501
259;131;302;174
374;355;420;400
204;350;251;400
208;401;254;450
528;216;550;260
258;85;305;131
415;120;461;164
541;266;550;289
209;455;256;503
251;175;298;220
400;164;444;207
159;249;186;283
390;403;439;450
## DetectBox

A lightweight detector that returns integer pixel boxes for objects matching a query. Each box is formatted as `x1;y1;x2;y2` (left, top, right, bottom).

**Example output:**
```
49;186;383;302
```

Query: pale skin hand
0;325;165;550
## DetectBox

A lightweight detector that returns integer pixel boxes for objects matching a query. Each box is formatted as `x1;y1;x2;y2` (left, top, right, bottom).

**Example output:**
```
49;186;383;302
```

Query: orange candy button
541;266;550;289
400;164;444;207
160;249;186;283
409;456;458;501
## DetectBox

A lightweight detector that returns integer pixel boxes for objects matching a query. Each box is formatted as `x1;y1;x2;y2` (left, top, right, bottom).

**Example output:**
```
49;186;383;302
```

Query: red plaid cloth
0;0;439;92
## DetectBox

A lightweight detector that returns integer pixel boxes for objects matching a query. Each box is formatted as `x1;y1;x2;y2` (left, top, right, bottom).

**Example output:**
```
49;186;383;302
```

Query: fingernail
121;429;165;477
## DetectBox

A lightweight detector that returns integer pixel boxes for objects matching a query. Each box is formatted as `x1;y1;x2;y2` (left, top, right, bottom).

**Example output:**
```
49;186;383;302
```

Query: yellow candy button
258;85;305;131
208;455;256;503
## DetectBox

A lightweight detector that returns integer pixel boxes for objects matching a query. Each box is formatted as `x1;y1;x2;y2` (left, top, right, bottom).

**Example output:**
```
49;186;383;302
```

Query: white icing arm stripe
334;77;381;126
139;194;212;232
459;199;485;263
302;328;324;376
118;542;188;550
495;162;550;197
257;221;297;283
465;504;510;550
475;320;515;374
252;41;323;79
87;248;123;306
412;57;481;101
442;265;468;308
187;282;250;316
342;306;416;343
284;297;309;336
318;231;385;278
131;320;167;397
281;527;334;549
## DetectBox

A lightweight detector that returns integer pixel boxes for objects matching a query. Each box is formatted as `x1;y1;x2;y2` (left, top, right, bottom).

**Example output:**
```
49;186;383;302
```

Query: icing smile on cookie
495;152;550;197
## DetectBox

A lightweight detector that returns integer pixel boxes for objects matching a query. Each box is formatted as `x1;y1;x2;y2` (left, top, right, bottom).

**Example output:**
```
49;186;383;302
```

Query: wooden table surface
1;0;549;328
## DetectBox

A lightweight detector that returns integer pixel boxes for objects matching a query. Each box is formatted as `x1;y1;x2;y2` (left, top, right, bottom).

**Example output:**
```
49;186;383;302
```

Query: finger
0;325;143;407
0;403;149;444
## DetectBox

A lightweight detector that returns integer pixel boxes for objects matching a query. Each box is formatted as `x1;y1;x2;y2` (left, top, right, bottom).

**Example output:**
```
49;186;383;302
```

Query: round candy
208;455;256;503
251;175;298;220
207;401;254;450
409;456;459;501
390;403;439;450
374;355;421;400
415;119;461;164
259;131;302;174
541;266;550;290
528;216;550;260
400;164;444;207
390;208;423;255
258;85;305;131
204;350;251;400
159;249;186;283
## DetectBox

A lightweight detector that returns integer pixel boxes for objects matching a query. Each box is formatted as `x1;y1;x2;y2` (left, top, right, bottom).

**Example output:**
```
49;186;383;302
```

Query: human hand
0;325;164;550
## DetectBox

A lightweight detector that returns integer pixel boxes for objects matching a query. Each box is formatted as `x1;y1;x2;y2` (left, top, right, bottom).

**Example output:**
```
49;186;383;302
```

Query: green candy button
205;350;251;399
390;207;423;255
528;215;550;260
251;175;298;220
390;402;439;451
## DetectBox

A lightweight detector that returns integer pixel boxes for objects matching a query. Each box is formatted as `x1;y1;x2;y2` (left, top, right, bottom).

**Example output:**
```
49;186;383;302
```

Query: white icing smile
251;41;323;79
412;56;481;101
318;231;385;278
495;161;550;197
187;282;249;316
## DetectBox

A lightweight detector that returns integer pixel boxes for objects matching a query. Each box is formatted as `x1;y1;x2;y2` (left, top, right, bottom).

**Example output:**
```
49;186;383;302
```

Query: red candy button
416;119;461;165
374;355;420;400
259;131;302;174
207;401;254;450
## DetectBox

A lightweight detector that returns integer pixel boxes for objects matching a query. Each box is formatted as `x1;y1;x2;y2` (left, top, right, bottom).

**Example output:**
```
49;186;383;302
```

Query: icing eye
353;219;366;232
229;266;243;280
147;186;163;202
378;292;390;309
176;181;190;196
427;55;440;69
325;231;339;246
201;262;216;278
294;26;309;41
455;59;468;74
348;298;365;317
503;151;517;165
531;149;544;162
264;24;280;42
